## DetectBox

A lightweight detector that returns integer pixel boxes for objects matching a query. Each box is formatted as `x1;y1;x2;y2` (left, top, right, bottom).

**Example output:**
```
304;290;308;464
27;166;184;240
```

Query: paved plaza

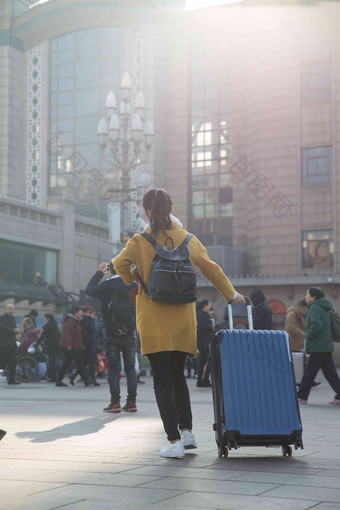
1;371;340;510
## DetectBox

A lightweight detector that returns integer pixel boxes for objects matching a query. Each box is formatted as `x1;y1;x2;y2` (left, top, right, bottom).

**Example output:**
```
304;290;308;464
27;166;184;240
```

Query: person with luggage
69;306;100;387
56;305;91;387
85;262;138;412
196;300;215;387
249;289;273;330
298;287;340;405
37;313;61;382
113;188;245;458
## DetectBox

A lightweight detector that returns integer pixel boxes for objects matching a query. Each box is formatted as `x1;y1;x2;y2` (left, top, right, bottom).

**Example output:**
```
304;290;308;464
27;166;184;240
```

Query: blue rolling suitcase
210;298;303;458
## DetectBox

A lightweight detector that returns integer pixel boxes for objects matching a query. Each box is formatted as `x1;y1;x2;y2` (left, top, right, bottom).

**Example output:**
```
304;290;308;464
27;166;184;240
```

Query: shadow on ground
16;414;118;443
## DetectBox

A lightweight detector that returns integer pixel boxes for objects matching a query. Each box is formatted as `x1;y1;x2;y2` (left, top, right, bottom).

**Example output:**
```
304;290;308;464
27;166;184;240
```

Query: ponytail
142;188;172;236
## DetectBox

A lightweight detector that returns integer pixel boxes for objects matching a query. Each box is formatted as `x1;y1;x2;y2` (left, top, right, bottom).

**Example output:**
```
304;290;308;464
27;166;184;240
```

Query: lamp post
97;72;153;244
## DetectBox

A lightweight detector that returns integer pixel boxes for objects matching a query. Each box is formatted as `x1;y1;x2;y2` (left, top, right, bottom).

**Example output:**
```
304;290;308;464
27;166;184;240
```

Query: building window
302;61;332;103
190;34;233;245
0;240;58;285
302;230;334;269
302;147;332;186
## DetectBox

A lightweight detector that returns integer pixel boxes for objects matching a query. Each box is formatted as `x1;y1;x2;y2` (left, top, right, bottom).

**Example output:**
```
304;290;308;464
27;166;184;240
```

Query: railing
0;196;62;227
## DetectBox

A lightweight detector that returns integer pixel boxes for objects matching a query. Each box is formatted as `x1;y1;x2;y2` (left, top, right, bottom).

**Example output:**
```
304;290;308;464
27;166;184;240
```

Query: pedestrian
284;300;307;352
55;305;91;387
196;300;215;387
18;317;38;355
69;306;100;386
26;309;38;328
249;289;273;330
0;304;21;385
285;300;321;389
18;315;36;344
37;313;61;382
185;356;197;379
298;287;340;405
113;188;245;458
85;262;138;412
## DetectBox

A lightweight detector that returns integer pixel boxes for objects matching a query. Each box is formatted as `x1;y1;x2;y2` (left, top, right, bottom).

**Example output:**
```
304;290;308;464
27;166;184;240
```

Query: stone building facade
0;0;340;341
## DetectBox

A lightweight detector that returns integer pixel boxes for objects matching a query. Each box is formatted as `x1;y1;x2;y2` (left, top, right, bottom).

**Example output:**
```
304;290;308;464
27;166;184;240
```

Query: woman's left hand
233;292;245;304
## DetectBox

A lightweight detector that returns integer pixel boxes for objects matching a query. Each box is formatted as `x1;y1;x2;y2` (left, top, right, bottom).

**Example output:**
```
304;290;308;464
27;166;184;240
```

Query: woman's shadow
16;414;119;443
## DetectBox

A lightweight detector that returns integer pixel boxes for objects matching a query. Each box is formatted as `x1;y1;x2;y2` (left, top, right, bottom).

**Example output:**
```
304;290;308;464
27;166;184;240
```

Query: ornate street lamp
97;72;153;242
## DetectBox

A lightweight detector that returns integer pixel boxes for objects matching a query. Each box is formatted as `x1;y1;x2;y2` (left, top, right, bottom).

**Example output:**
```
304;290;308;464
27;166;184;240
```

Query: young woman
113;188;245;458
298;287;340;405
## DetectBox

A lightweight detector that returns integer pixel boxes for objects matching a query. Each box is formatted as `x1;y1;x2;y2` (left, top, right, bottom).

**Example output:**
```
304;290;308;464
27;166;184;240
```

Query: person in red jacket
56;305;91;387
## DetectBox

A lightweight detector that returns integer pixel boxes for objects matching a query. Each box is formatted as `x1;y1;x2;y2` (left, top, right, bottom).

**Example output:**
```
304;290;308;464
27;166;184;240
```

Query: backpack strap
138;273;149;297
141;231;192;248
140;231;157;248
181;233;193;246
138;233;154;297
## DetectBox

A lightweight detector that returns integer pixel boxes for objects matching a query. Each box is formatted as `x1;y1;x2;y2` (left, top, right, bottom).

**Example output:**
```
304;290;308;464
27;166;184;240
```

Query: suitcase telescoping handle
227;297;253;330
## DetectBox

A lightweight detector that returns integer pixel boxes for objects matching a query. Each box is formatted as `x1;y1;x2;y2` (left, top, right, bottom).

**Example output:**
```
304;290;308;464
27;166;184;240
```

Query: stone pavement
1;372;340;510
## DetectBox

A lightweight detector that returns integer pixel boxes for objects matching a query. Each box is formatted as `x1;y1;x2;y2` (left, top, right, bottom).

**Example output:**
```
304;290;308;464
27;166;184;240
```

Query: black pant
47;352;59;382
71;362;97;382
298;352;340;401
57;349;87;383
0;348;17;383
147;351;192;441
197;347;210;384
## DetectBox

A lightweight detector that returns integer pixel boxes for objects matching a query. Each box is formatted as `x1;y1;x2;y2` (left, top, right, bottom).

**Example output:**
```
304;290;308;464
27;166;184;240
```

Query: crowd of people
0;304;104;386
0;188;340;458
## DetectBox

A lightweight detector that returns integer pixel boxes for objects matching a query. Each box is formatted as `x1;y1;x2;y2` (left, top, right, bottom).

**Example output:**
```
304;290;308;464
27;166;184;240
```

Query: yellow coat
113;223;236;357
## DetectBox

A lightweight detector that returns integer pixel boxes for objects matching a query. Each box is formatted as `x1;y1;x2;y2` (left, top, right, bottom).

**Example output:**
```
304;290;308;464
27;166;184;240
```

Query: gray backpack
139;232;197;304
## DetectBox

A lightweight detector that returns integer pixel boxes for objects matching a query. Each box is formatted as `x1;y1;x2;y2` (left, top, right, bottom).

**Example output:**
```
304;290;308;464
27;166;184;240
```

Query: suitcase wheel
218;445;228;458
282;445;292;457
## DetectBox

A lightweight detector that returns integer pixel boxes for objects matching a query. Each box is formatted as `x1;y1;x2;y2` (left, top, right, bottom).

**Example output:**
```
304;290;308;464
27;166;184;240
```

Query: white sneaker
159;441;185;458
181;430;197;449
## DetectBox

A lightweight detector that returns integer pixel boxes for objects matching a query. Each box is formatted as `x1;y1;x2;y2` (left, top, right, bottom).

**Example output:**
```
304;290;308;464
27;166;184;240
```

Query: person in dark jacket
249;289;273;330
196;300;215;388
0;304;20;384
86;262;138;413
69;305;100;386
284;300;321;389
298;287;340;405
38;313;61;382
56;305;90;387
